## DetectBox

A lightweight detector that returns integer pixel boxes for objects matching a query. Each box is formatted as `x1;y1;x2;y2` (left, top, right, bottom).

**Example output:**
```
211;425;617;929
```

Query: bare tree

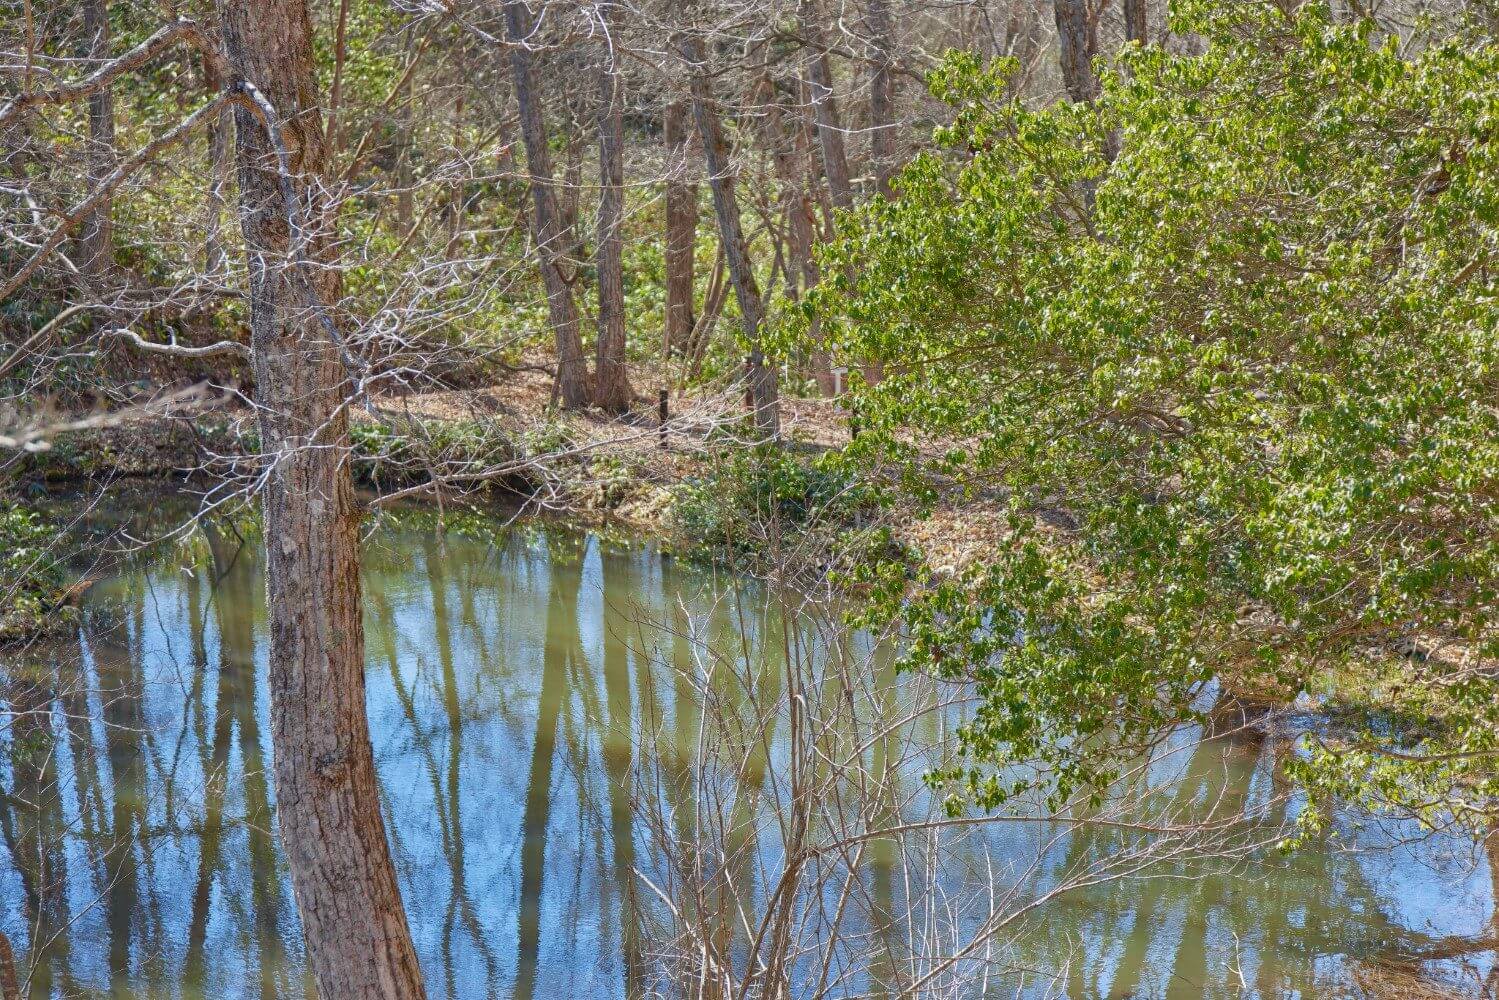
663;99;699;358
677;31;780;437
802;0;856;210
864;0;899;196
77;0;114;282
504;0;592;409
593;1;635;412
217;0;428;995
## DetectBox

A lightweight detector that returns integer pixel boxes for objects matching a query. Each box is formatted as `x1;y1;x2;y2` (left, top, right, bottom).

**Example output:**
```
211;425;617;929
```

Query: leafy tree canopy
814;0;1499;832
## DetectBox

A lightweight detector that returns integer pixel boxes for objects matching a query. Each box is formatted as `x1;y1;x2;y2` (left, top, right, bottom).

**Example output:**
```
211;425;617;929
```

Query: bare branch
106;326;250;360
0;19;229;130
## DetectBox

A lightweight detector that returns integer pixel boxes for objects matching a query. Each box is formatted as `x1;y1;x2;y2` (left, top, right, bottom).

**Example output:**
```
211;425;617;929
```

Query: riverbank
3;372;1475;730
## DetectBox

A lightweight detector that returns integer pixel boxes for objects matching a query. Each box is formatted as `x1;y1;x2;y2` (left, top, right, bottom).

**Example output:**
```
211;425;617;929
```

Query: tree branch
0;92;236;304
0;19;229;130
106;326;250;360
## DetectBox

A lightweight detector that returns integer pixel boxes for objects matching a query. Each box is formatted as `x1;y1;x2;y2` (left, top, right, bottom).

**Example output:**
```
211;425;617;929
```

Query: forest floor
21;357;1010;575
373;362;1012;572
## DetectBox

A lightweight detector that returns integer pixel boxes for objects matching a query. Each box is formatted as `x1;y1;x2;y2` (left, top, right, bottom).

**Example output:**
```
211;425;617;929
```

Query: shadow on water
0;492;1493;998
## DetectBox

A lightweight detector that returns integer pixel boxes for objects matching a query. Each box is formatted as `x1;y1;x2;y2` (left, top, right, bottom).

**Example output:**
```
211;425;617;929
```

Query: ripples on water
0;493;1494;998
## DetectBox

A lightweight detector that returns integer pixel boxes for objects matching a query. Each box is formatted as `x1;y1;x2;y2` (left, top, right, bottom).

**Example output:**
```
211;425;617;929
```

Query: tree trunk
864;0;898;196
1054;0;1100;104
502;0;590;408
1124;0;1148;44
218;2;428;998
751;68;834;396
593;12;634;412
78;0;114;280
801;0;855;210
394;26;416;231
663;101;697;358
677;34;779;437
201;42;231;275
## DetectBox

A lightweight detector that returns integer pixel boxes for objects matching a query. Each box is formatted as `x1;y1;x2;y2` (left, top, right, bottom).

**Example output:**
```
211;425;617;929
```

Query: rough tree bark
78;0;115;280
593;6;634;412
801;0;855;210
1124;0;1148;44
502;0;590;408
662;100;698;357
1054;0;1101;104
217;2;428;997
863;0;898;196
677;33;779;437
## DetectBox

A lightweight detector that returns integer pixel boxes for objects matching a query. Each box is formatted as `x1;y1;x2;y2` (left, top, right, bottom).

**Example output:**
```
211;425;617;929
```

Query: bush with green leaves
0;502;72;642
350;417;521;491
671;445;886;565
816;1;1499;829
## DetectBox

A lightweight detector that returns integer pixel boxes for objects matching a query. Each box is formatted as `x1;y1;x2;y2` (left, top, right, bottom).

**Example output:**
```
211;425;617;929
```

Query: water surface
0;495;1494;998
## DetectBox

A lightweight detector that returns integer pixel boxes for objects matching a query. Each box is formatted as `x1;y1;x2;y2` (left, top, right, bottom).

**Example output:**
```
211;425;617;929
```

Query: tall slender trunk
503;0;590;408
199;35;231;276
1054;0;1100;104
1124;0;1148;44
218;2;428;997
593;13;633;412
864;0;898;196
801;0;854;210
751;68;834;396
662;101;697;358
445;92;465;258
677;33;779;437
78;0;114;280
394;26;416;231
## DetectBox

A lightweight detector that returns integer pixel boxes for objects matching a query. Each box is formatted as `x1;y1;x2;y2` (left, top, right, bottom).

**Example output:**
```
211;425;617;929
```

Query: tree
593;1;635;412
77;0;114;282
1054;0;1101;103
503;0;591;409
662;99;698;358
677;31;780;437
802;0;855;210
864;0;899;196
217;1;428;996
818;6;1499;828
1125;0;1148;44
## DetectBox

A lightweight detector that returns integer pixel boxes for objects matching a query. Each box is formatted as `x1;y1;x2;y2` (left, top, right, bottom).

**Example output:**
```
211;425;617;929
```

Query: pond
0;491;1494;999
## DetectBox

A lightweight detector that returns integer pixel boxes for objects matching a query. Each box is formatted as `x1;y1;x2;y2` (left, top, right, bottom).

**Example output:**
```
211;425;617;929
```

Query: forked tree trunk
217;2;427;997
864;0;898;196
801;0;854;210
1124;0;1148;44
593;12;634;412
677;34;779;437
502;0;590;408
662;101;698;357
1054;0;1101;104
78;0;114;280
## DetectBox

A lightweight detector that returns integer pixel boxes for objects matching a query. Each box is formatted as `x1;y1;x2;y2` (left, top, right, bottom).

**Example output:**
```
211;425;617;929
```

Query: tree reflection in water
0;499;1493;999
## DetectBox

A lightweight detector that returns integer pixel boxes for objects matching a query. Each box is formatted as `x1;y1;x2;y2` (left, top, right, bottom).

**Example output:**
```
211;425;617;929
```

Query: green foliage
816;1;1499;826
0;502;73;642
351;417;521;490
671;445;888;564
